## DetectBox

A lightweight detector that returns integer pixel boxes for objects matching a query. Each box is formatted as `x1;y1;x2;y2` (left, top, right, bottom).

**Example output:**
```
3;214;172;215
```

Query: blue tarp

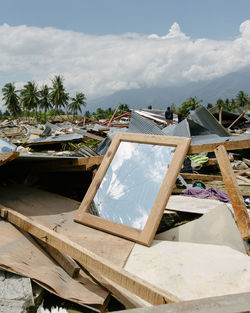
0;138;17;153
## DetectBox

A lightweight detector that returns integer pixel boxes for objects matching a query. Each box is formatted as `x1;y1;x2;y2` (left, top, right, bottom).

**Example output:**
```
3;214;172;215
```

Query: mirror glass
88;141;176;230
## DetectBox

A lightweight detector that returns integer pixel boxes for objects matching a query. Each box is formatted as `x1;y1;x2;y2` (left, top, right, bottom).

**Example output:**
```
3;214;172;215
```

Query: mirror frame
74;133;191;246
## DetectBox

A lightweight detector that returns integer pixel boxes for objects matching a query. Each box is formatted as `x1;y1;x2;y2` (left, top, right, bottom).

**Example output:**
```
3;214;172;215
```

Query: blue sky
1;0;250;108
1;0;250;39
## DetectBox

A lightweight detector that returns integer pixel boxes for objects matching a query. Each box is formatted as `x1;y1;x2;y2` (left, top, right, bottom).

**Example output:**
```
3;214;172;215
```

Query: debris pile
0;106;249;313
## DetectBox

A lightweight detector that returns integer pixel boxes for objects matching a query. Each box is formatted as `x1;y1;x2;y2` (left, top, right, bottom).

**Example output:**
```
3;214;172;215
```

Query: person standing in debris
165;107;173;125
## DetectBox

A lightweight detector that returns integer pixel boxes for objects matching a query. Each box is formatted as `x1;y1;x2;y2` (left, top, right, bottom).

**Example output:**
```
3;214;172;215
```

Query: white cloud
1;21;250;104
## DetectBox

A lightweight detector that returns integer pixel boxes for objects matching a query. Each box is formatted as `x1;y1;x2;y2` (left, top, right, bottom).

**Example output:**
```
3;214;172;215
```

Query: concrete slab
0;299;26;313
0;271;34;308
124;241;250;301
156;204;246;254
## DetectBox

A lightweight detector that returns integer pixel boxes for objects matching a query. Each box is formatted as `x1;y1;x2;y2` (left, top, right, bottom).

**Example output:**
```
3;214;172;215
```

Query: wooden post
218;105;222;125
228;111;245;130
214;145;250;239
0;205;180;305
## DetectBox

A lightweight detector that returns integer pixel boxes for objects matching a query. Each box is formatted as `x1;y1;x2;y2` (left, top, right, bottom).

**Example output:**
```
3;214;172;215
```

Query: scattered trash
0;105;249;312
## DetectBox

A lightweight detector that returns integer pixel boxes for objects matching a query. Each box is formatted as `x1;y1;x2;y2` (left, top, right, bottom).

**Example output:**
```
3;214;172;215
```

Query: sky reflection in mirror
90;141;176;230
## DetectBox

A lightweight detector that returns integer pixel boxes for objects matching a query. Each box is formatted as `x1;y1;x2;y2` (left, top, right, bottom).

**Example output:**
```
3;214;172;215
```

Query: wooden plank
0;206;181;305
5;156;104;173
206;155;234;166
218;105;222;125
228;111;245;129
236;175;250;185
86;269;152;309
243;158;250;167
36;238;80;278
76;155;104;170
214;145;250;239
188;138;250;154
0;151;19;166
180;173;223;181
72;128;105;141
234;169;250;176
107;105;119;127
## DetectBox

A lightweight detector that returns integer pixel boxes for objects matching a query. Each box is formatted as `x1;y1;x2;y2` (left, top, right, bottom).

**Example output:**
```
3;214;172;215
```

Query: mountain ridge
87;68;250;111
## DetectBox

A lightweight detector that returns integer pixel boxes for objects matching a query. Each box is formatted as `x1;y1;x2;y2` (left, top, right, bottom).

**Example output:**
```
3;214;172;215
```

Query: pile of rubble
0;106;249;313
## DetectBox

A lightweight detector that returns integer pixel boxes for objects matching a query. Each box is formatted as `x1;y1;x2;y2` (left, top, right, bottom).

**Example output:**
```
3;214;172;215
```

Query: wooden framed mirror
74;133;191;246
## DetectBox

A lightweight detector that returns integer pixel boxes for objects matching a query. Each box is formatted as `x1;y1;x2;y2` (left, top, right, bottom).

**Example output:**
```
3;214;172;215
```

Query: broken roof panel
134;109;167;125
27;133;84;146
128;111;165;135
191;132;250;146
190;106;231;137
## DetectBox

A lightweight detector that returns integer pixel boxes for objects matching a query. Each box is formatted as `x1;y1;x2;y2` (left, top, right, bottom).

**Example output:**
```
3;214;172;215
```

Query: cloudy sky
1;0;250;109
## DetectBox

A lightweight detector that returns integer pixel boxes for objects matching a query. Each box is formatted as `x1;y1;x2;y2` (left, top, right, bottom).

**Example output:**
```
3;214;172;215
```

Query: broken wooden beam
228;111;246;130
180;173;223;181
72;128;105;141
36;238;80;278
0;205;181;305
0;151;19;166
206;155;234;166
214;145;250;239
3;155;104;173
188;138;250;154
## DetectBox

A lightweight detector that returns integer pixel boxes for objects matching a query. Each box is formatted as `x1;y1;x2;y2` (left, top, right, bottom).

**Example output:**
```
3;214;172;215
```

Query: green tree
39;85;51;119
236;90;249;107
148;105;152;109
216;98;225;112
178;97;202;118
2;82;21;118
206;103;213;109
50;75;69;113
68;92;87;119
118;103;130;114
84;110;91;118
231;99;236;111
20;81;39;117
223;98;235;111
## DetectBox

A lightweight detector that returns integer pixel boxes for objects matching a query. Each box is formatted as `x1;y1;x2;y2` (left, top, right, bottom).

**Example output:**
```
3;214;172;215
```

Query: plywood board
0;218;108;310
0;185;134;268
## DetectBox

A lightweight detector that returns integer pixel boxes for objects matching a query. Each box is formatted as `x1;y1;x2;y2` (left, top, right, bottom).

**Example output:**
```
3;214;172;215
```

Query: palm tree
68;92;87;119
236;90;249;107
118;103;130;113
50;75;69;113
2;82;21;118
20;81;39;118
39;85;51;120
179;96;202;118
